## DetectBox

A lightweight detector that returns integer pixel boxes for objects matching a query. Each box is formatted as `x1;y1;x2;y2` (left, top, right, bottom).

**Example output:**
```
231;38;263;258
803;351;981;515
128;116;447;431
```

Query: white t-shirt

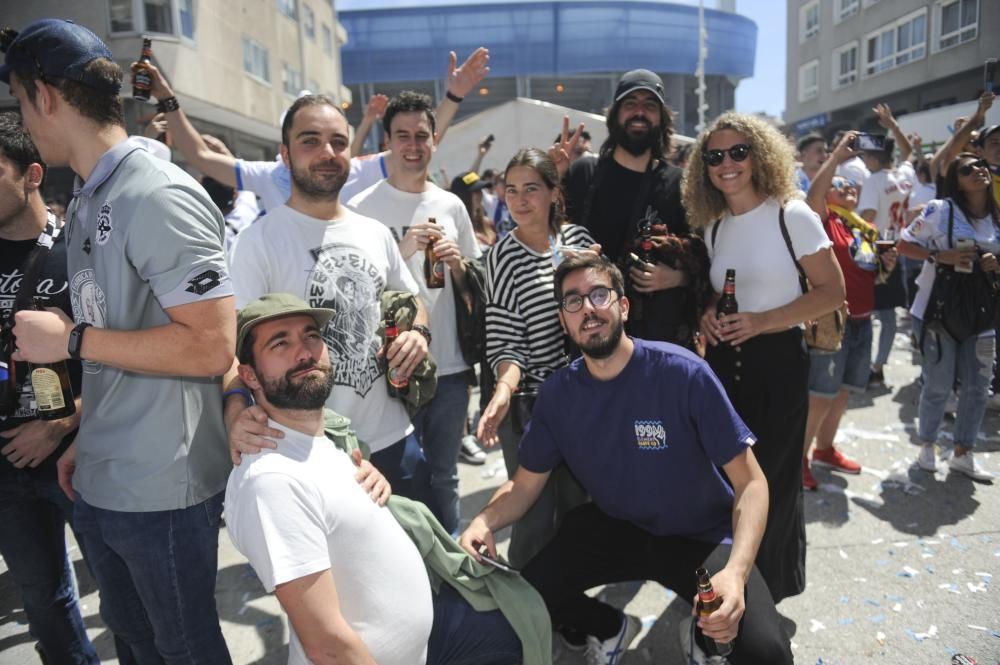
909;181;937;210
229;205;418;452
836;157;870;189
857;163;915;238
707;198;831;314
234;153;388;213
348;180;481;376
225;421;434;665
901;198;1000;324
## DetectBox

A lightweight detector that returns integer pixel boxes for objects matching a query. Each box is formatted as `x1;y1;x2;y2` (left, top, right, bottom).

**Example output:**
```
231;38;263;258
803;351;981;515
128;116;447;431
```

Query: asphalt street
1;319;998;664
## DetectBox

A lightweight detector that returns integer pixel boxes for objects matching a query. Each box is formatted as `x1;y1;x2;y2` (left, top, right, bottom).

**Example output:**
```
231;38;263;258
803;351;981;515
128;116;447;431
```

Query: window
322;24;333;56
242;36;270;83
178;0;194;39
833;41;858;88
303;4;315;39
864;9;926;78
934;0;978;52
278;0;298;20
835;0;859;24
798;59;819;102
110;0;135;32
109;0;195;39
283;62;303;95
799;1;820;43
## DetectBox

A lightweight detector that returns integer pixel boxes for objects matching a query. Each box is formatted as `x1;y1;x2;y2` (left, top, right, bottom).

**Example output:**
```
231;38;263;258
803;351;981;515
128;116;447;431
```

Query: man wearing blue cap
4;19;235;664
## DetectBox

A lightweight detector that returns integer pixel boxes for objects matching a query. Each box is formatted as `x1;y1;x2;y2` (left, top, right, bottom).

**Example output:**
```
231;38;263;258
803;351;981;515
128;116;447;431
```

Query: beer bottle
695;567;733;657
28;300;76;421
424;218;446;289
384;315;409;398
133;38;154;101
716;269;738;317
637;218;654;264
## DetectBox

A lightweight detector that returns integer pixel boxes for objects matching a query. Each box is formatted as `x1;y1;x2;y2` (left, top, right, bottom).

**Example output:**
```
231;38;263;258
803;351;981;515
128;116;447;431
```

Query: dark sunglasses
957;159;989;177
702;144;751;167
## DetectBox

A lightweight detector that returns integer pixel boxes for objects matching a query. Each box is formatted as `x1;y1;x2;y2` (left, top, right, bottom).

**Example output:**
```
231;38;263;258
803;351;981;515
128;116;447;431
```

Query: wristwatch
411;324;432;345
67;322;92;360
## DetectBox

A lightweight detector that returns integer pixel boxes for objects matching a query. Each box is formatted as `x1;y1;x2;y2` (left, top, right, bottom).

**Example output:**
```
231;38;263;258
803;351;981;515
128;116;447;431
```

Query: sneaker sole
947;466;993;482
810;460;861;474
458;454;487;465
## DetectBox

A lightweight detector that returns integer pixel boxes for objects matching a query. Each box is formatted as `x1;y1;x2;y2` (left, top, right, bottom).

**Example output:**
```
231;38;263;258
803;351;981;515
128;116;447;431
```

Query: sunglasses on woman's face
957;159;989;177
702;144;751;167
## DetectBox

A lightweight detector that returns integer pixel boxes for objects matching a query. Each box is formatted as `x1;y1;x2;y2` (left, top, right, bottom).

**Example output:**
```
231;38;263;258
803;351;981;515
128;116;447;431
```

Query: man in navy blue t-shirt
460;254;791;665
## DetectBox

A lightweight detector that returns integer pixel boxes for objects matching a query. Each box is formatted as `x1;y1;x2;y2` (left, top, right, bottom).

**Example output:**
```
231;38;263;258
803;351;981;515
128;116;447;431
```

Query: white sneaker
458;435;487;465
948;452;994;482
584;613;641;665
916;444;937;472
678;616;730;664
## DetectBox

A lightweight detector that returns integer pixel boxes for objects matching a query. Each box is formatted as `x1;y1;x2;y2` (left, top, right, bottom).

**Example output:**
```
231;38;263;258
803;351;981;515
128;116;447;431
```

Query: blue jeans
72;492;232;665
370;432;437;517
426;583;522;665
0;469;98;665
808;317;873;398
873;308;897;368
918;330;995;450
413;372;470;535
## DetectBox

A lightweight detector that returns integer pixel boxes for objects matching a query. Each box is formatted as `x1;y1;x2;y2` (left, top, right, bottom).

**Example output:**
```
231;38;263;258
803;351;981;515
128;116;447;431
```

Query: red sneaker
802;458;818;491
812;447;862;474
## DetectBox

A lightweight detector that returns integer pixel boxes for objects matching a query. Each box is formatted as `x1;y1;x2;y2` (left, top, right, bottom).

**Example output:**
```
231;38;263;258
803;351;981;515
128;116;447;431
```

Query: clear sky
732;1;787;119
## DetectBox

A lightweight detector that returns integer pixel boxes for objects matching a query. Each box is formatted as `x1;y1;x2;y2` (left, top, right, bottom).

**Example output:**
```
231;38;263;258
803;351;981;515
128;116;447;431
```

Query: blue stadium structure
338;0;757;137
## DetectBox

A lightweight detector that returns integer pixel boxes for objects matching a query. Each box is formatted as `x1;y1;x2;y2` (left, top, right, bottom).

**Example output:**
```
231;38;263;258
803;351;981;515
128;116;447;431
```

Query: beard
575;312;625;360
259;360;335;410
610;116;663;157
288;154;348;201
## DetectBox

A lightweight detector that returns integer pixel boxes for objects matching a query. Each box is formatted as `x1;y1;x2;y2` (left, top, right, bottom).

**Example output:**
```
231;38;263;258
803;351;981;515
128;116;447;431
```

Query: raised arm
470;135;492;173
873;103;912;163
930;92;994;179
433;47;490;144
807;131;860;220
350;94;388;157
133;61;239;187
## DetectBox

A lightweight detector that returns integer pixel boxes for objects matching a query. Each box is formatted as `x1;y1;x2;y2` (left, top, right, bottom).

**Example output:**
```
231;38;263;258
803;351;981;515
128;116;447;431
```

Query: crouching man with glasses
460;254;791;664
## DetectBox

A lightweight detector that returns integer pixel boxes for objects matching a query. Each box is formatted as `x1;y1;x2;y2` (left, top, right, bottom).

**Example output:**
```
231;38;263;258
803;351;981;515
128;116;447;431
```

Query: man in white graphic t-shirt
349;91;481;535
226;94;437;510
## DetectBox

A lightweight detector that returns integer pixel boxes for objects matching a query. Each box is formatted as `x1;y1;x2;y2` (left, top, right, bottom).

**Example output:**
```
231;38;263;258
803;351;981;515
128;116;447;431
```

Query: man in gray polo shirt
5;19;235;664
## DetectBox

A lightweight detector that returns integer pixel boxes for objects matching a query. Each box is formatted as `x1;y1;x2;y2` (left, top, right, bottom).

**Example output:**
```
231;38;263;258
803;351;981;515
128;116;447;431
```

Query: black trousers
521;503;792;665
706;328;809;602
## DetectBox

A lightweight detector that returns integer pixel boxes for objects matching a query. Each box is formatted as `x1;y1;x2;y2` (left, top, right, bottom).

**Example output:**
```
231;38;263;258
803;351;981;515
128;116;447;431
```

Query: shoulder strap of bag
777;205;809;295
710;218;721;249
12;212;60;314
947;200;954;248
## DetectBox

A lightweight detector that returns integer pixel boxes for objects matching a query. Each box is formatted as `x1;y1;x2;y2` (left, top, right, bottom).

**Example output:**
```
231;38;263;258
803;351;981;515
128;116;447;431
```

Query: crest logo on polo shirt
634;419;667;451
307;242;386;398
70;269;107;374
95;203;113;246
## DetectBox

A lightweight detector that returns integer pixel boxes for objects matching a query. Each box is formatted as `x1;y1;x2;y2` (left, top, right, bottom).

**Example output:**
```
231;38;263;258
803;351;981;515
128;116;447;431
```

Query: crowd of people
0;16;997;665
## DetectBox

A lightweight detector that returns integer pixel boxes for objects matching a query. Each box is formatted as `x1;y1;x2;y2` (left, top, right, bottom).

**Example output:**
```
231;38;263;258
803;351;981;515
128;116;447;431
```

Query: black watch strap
68;322;92;360
412;324;432;345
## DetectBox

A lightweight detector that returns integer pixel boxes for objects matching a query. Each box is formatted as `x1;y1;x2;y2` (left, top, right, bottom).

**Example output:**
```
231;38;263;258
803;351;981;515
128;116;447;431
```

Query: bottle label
433;260;445;279
134;70;152;89
387;367;409;389
31;368;66;411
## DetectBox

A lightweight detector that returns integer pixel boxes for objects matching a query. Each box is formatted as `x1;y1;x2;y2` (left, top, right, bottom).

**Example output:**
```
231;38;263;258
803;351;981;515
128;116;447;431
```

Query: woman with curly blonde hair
682;112;845;602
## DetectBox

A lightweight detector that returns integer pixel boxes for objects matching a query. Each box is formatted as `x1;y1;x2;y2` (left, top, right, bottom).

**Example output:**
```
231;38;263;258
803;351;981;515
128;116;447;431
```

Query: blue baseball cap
0;19;120;93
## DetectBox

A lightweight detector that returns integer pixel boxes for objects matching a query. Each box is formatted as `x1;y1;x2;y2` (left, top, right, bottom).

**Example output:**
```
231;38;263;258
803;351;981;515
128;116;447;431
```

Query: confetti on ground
809;619;826;633
892;603;902;612
641;615;657;629
967;625;988;631
898;566;919;577
967;581;987;593
868;614;886;625
876;631;886;645
864;599;880;607
839;548;848;559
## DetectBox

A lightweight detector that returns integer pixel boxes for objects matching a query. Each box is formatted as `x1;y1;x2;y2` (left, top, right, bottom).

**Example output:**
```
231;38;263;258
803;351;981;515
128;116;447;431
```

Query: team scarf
829;203;879;272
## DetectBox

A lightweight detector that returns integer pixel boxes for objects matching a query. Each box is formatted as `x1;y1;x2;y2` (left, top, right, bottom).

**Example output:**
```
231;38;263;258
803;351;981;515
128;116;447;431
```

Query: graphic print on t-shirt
69;268;107;374
635;419;668;451
307;242;385;397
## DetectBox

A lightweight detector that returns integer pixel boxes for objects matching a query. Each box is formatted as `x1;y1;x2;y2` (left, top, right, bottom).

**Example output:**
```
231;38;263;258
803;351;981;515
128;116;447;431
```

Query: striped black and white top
485;224;596;386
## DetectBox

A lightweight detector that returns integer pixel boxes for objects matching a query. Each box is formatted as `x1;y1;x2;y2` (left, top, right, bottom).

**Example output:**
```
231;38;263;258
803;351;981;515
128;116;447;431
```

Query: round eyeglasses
702;144;751;167
559;286;620;313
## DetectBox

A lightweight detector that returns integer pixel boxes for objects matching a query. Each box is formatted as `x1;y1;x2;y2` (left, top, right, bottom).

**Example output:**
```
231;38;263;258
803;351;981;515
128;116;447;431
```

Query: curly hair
681;112;800;228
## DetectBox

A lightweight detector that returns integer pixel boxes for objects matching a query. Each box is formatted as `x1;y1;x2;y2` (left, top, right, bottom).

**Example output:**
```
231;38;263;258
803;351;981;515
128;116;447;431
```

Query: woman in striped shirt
475;147;595;567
